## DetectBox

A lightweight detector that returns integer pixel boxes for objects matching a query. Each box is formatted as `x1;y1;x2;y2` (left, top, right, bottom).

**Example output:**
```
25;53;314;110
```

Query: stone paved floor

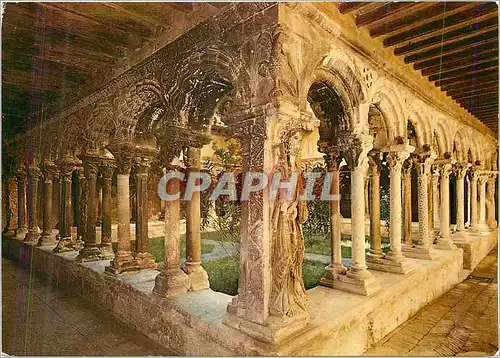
1;258;176;356
365;247;499;356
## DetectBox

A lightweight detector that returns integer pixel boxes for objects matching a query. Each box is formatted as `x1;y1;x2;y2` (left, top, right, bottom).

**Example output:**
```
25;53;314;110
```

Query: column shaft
14;169;28;238
369;163;382;257
478;176;487;228
38;161;57;246
470;172;478;230
402;163;412;245
25;165;41;243
486;176;497;228
100;163;114;260
437;163;455;250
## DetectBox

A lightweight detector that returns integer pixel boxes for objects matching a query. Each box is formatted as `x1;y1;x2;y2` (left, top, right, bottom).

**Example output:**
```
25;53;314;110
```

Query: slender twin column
402;151;437;260
184;146;209;291
154;163;190;297
432;171;440;230
134;134;158;270
436;162;456;250
24;164;42;243
320;148;347;286
454;164;469;240
14;168;28;239
99;162;115;260
469;169;479;232
53;155;81;252
367;152;382;260
402;160;413;245
428;168;435;240
486;174;497;229
38;160;57;246
106;143;139;275
478;174;489;231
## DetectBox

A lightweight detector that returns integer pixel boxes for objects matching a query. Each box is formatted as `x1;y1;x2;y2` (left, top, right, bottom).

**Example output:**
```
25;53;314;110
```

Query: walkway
1;258;175;356
364;247;499;356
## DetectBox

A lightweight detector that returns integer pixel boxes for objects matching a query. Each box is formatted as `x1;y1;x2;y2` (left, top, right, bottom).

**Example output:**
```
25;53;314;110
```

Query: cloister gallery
1;2;498;356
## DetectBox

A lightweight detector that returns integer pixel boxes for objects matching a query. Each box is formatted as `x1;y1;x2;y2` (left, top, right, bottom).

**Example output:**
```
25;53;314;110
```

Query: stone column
14;168;28;239
486;173;497;229
428;169;435;240
478;174;489;231
364;176;370;217
76;156;102;262
52;174;60;230
436;161;456;250
184;146;209;290
105;142;139;275
24;163;42;243
403;151;437;260
154;161;190;297
53;155;81;252
134;133;159;270
432;170;440;230
99;161;115;260
402;160;412;245
469;169;479;233
366;152;383;263
38;160;57;246
75;168;86;249
321;149;347;287
453;163;469;240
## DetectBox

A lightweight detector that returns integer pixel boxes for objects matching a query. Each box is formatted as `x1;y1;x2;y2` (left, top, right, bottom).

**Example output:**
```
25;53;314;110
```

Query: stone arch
452;128;469;163
407;110;430;150
303;55;367;130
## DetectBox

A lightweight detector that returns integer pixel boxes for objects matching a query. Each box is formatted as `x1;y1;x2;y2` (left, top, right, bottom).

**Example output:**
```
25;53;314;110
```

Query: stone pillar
184;146;209;290
24;163;42;243
478;174;489;231
134;133;159;270
321;149;347;287
486;173;497;229
453;163;469;241
402;160;412;245
52;174;60;230
364;176;370;217
432;171;440;230
14;168;28;239
38;160;57;246
76;156;102;262
403;151;437;260
99;161;115;260
428;168;435;240
153;163;189;297
76;168;86;249
53;155;81;253
469;169;479;233
436;162;456;250
366;152;383;262
105;142;139;275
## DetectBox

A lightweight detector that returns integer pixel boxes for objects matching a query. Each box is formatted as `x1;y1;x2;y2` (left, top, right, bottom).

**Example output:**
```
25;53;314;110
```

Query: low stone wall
3;236;467;356
454;230;498;270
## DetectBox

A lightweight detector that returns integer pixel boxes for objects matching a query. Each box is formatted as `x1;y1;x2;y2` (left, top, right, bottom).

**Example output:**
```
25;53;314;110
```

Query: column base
451;230;470;243
321;268;381;296
402;244;438;260
53;236;74;253
367;252;414;275
320;263;347;286
75;245;102;262
99;243;115;260
477;222;491;232
13;227;28;240
105;252;139;275
435;237;458;250
224;301;309;345
183;262;209;291
153;268;190;298
37;232;57;246
136;252;158;270
487;220;497;229
24;228;41;244
467;227;482;236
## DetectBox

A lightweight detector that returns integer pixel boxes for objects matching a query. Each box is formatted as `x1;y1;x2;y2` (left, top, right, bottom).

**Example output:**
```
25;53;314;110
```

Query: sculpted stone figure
270;129;308;319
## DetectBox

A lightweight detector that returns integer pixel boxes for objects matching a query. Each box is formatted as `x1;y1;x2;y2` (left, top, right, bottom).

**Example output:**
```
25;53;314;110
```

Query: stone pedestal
38;160;58;246
14;168;28;239
24;164;42;244
402;151;438;260
183;146;209;291
436;161;457;250
105;142;139;275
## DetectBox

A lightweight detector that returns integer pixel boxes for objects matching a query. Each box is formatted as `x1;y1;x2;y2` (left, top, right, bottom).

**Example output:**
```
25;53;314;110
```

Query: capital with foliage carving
42;159;58;183
344;133;373;171
387;144;414;174
413;149;437;176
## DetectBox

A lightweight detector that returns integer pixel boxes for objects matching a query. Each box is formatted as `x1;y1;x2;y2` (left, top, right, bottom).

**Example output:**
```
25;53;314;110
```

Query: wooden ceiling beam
338;2;376;15
356;3;416;26
385;4;498;48
441;77;498;92
421;51;498;76
460;100;499;109
465;104;500;112
405;32;498;65
428;61;498;82
101;3;163;30
370;3;474;38
447;84;499;98
413;43;498;70
394;17;498;57
435;69;498;87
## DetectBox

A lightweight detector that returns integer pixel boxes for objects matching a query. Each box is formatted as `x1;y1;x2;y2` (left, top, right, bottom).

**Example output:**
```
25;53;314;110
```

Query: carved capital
57;154;82;180
413;150;437;176
438;163;454;181
454;162;469;180
27;165;41;180
100;161;116;179
478;174;488;186
107;141;135;175
344;133;373;170
323;146;342;171
42;159;58;182
402;158;413;178
15;167;27;182
387;144;413;173
368;151;382;176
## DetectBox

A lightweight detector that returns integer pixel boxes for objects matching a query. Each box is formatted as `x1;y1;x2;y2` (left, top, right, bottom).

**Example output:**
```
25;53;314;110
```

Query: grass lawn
204;258;326;296
148;237;215;263
304;234;390;257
